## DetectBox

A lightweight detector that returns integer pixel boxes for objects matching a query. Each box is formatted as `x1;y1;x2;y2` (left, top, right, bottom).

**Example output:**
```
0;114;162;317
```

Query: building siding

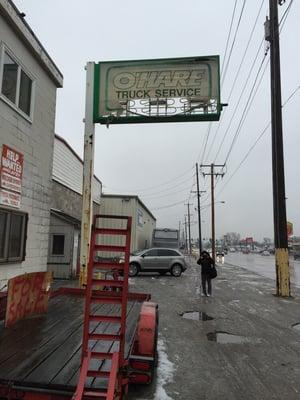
52;136;101;204
0;11;60;287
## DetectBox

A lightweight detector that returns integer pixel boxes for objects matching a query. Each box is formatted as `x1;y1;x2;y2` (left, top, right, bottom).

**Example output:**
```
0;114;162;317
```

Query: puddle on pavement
180;311;214;321
292;323;300;332
207;331;249;344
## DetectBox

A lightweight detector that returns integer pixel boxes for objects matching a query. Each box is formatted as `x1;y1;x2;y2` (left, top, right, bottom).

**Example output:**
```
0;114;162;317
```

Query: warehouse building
0;0;63;288
100;194;156;252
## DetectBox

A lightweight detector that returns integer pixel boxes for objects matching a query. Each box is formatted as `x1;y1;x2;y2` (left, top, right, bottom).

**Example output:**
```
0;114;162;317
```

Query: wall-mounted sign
93;56;221;124
0;188;21;208
5;271;52;327
1;145;23;193
0;145;23;208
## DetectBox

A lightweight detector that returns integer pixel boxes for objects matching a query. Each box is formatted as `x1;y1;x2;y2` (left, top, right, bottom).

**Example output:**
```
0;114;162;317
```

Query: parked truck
152;228;179;249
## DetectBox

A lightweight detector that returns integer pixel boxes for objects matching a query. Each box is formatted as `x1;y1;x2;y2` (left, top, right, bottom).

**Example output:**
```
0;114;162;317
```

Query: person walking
197;251;215;297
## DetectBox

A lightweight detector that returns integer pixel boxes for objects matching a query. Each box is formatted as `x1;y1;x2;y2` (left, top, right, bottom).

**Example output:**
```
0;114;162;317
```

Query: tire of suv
129;263;140;277
170;264;183;277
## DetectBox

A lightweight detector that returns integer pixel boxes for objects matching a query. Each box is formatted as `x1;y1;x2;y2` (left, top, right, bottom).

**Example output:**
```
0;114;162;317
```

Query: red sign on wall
0;145;24;193
5;272;52;328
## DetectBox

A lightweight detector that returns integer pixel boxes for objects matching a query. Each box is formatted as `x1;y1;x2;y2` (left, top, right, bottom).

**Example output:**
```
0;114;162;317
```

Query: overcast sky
14;0;300;242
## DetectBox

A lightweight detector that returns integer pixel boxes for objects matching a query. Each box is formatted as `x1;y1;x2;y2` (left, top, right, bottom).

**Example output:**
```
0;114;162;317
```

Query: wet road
225;252;300;289
128;259;300;399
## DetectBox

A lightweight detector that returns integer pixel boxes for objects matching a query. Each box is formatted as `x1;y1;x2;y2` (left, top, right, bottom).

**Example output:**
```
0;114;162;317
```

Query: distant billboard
287;221;293;237
93;56;221;124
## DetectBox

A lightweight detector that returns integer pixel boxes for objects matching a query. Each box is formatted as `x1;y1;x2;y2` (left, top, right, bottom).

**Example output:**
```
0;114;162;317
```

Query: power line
151;197;190;211
103;164;194;194
221;0;248;87
213;37;265;163
220;0;239;76
216;83;300;197
279;0;294;30
223;55;269;165
138;172;195;198
140;183;195;200
217;122;270;197
199;0;245;166
200;122;213;165
219;0;294;166
282;85;300;106
205;0;266;164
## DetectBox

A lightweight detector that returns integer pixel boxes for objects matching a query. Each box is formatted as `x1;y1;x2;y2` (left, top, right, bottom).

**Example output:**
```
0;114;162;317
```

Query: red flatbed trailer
0;215;158;400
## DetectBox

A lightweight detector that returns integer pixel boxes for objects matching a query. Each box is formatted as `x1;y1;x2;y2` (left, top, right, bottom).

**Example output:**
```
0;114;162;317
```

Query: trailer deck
0;291;141;396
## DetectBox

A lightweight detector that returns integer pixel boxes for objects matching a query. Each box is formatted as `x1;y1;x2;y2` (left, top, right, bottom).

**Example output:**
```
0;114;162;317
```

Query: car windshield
131;250;144;256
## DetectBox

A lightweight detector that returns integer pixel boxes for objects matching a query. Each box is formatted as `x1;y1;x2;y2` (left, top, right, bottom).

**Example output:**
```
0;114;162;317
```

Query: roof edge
0;0;63;87
101;193;156;221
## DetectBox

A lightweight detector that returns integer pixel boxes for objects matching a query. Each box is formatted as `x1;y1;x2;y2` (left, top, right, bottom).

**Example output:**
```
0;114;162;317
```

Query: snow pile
154;338;175;400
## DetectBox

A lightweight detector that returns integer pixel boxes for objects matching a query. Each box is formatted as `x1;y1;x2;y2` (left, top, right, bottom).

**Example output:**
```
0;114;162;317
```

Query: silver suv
128;248;187;277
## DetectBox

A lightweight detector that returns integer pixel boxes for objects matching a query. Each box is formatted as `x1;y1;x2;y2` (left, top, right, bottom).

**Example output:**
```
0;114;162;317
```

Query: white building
48;134;102;279
0;0;63;287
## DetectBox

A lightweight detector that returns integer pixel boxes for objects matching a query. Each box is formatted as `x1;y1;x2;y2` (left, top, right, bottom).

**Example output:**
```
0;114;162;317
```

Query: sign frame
93;55;221;125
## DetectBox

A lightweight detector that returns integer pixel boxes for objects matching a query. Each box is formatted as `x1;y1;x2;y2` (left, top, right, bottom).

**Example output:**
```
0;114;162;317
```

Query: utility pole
265;0;290;297
191;163;206;255
184;215;188;253
201;164;225;261
185;203;192;254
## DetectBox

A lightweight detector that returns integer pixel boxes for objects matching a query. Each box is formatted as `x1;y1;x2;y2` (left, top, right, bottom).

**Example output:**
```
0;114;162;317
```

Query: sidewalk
129;260;300;400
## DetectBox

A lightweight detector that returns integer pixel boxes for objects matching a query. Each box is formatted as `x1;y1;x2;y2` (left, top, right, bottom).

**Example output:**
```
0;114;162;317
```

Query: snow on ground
153;337;175;400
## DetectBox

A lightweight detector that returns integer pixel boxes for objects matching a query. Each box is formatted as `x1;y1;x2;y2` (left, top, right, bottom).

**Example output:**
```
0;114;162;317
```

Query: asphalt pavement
225;252;300;289
128;257;300;400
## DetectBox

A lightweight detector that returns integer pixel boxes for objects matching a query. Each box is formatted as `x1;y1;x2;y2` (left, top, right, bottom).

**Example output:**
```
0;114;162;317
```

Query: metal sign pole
80;62;95;287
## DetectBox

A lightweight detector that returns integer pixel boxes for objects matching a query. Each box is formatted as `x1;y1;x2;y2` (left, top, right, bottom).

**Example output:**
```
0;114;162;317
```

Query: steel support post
79;62;95;287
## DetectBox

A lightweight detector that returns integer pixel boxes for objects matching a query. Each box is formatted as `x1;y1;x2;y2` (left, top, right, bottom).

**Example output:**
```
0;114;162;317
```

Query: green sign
93;56;221;124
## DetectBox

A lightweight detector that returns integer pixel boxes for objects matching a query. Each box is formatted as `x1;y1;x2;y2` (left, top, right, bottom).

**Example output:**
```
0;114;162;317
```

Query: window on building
52;235;65;255
0;48;34;118
0;209;27;263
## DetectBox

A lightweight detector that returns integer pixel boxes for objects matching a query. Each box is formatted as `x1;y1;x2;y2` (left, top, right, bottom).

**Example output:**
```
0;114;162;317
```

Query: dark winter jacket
197;255;215;274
